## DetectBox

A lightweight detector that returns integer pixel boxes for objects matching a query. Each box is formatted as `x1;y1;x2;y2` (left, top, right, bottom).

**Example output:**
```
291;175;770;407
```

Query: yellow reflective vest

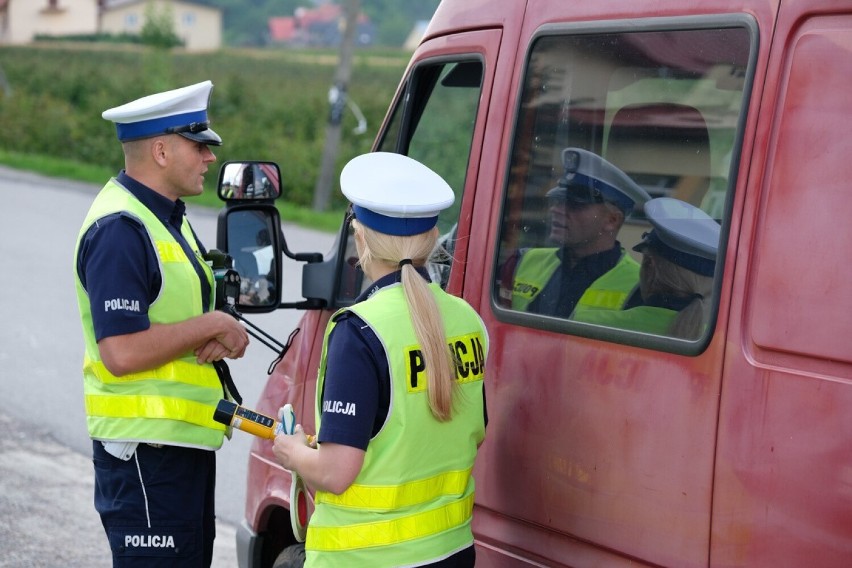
74;179;227;449
512;247;639;317
308;282;488;567
573;304;678;335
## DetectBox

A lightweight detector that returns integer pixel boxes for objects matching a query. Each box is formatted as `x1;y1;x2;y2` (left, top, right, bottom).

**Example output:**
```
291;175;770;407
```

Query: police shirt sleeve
318;315;381;451
78;213;160;341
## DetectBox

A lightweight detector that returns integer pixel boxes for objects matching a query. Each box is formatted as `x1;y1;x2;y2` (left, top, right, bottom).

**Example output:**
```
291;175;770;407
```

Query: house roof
103;0;220;10
294;3;342;27
294;4;369;26
269;17;296;42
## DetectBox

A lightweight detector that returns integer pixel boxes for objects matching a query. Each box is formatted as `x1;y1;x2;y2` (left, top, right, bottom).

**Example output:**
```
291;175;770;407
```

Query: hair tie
398;258;413;268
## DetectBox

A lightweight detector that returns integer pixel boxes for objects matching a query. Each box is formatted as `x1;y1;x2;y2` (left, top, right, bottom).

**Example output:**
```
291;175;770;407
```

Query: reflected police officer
504;147;651;318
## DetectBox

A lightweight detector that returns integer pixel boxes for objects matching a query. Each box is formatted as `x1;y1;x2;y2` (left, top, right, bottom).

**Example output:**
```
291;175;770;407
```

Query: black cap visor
179;128;222;146
165;121;223;146
546;182;605;208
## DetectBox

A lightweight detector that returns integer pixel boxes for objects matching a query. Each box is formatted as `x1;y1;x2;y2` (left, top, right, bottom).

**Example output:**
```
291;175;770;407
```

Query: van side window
336;59;483;298
336;60;483;302
494;25;752;347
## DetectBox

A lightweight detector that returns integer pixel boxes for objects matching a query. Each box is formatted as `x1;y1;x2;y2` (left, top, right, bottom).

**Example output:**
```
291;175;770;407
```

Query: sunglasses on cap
164;121;210;135
546;181;607;208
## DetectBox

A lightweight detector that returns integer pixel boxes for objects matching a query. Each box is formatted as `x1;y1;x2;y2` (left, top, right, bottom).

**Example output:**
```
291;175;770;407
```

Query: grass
0;150;343;233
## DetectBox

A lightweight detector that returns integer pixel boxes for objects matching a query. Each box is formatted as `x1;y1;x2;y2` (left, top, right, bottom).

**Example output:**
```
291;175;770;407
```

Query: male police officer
506;147;650;318
74;81;249;567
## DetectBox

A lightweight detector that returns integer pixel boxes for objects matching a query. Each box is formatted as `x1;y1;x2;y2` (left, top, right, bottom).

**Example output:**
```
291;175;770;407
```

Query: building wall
4;0;98;44
100;0;221;51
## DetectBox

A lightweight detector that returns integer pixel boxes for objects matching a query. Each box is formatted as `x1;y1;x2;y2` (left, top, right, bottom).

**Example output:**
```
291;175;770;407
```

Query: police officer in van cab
573;197;720;339
73;81;249;567
272;152;488;567
501;147;651;318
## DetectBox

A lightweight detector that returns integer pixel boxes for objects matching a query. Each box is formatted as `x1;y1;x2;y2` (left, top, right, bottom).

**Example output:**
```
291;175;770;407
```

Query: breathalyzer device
213;399;280;439
213;400;315;445
212;400;313;542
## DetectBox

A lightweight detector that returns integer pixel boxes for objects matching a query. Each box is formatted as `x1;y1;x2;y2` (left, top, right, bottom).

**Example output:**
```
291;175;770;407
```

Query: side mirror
217;161;282;202
216;204;282;313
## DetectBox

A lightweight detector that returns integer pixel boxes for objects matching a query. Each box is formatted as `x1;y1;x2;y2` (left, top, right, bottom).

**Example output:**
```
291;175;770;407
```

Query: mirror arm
293;252;324;262
278;299;326;310
279;229;324;263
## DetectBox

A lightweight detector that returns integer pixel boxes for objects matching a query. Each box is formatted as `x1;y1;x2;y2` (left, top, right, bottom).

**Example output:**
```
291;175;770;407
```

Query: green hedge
0;44;408;210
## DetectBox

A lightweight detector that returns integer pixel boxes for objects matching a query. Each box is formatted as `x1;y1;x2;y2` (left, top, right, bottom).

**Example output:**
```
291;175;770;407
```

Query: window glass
495;26;751;343
336;59;483;303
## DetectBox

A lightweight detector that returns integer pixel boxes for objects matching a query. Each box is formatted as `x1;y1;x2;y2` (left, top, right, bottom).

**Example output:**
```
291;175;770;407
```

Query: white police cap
341;152;454;237
102;80;222;145
546;147;650;213
633;197;720;276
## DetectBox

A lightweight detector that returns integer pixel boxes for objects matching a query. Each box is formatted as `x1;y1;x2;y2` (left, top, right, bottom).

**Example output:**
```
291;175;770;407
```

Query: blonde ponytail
641;252;714;340
355;221;457;421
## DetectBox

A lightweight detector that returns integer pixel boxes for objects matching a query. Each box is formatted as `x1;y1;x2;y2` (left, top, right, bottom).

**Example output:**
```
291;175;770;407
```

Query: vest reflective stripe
309;493;475;552
84;356;216;387
574;305;678;335
85;394;225;429
577;289;628;309
315;467;473;510
512;248;639;314
307;283;487;567
156;240;190;263
74;179;223;449
573;253;640;314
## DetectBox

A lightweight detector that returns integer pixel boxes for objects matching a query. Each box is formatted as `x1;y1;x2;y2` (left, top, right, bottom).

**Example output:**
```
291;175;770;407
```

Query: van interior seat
604;102;711;208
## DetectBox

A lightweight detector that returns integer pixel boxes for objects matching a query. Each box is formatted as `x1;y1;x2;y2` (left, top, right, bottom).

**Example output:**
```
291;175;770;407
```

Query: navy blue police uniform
75;80;228;567
77;171;218;567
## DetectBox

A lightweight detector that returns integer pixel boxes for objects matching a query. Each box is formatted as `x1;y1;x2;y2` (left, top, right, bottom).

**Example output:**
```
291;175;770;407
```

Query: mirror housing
217;161;282;202
215;160;360;312
216;204;282;313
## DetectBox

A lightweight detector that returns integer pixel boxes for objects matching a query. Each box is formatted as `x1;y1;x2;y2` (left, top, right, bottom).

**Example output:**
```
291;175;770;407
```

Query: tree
140;2;182;49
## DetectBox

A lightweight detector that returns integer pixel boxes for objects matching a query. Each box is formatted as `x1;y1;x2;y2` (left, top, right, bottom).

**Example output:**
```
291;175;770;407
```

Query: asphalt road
0;410;237;567
0;165;336;566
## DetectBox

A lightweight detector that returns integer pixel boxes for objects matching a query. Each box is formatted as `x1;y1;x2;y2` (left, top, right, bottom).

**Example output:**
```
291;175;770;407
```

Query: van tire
272;543;306;568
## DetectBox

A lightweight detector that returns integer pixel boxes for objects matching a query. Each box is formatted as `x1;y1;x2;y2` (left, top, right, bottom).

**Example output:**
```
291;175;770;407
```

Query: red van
216;0;852;566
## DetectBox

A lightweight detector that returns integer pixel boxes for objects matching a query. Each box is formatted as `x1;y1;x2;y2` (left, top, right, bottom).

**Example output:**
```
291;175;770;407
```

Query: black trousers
92;441;217;567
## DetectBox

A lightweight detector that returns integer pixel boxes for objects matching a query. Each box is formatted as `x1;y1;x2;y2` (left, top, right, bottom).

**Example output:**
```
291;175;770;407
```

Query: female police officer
573;197;720;339
273;152;488;567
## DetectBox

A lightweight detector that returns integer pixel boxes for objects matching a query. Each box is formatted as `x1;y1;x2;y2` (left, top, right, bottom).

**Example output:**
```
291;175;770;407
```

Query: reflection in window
495;25;751;342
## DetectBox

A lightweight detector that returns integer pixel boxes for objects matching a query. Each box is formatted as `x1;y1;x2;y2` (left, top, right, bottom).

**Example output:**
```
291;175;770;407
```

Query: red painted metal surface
241;1;852;565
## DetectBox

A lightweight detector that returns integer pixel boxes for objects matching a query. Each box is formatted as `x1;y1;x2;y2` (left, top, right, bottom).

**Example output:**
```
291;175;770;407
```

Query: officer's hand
191;312;249;363
272;425;310;471
195;338;235;364
208;311;250;359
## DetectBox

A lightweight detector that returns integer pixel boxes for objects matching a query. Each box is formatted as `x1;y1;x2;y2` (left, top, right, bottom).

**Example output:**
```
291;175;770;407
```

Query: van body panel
711;6;852;566
231;1;852;566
